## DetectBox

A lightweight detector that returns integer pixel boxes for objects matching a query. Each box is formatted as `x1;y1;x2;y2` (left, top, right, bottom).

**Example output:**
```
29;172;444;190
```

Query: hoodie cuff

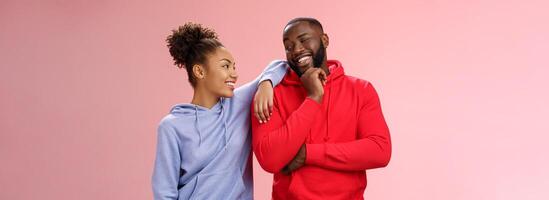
305;143;325;166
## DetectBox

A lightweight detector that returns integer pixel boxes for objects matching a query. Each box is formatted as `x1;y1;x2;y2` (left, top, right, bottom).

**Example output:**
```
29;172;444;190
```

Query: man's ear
321;33;329;47
192;64;206;79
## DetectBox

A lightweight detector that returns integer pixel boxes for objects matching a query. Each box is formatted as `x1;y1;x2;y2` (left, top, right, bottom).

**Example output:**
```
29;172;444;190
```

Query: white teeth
298;56;310;64
226;82;235;86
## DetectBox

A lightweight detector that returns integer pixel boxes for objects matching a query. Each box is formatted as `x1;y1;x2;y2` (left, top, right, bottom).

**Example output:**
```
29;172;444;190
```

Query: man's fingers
281;166;291;175
310;68;326;83
286;162;295;172
288;161;299;171
303;67;319;77
319;70;327;80
303;67;314;74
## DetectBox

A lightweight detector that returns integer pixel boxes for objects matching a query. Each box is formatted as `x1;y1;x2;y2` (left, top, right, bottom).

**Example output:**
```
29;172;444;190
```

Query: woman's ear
192;64;206;79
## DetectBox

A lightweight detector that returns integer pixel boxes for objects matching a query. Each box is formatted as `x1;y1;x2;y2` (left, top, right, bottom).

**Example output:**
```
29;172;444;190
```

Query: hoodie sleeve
257;60;288;87
152;121;181;200
233;60;288;107
252;97;322;173
305;82;392;171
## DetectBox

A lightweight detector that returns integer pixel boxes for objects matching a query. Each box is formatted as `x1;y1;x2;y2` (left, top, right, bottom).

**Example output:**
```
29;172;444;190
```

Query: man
251;17;392;199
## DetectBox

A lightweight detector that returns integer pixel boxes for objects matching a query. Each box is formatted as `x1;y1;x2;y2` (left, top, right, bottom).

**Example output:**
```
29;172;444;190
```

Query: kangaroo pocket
288;166;364;199
190;169;246;200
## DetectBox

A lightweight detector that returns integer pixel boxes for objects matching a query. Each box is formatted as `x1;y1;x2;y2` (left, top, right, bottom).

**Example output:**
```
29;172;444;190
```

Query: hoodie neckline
169;98;227;147
170;98;225;115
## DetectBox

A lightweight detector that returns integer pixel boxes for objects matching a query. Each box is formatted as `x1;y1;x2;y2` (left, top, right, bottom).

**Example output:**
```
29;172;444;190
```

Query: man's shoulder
273;78;300;92
340;74;372;91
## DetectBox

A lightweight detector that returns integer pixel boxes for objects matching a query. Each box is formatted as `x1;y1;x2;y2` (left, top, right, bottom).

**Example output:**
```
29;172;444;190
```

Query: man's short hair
285;17;324;33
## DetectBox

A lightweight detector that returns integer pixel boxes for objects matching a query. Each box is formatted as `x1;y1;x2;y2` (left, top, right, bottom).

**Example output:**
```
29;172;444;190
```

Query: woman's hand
254;80;274;123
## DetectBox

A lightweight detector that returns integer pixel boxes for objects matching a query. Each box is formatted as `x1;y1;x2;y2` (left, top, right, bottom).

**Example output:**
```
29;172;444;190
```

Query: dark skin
283;21;330;79
281;144;307;175
281;21;330;174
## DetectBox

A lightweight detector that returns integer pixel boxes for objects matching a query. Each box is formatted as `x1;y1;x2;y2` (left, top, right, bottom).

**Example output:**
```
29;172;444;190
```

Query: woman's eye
223;65;229;69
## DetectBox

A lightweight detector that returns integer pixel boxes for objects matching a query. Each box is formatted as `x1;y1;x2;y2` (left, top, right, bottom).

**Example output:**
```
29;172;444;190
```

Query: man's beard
288;42;326;77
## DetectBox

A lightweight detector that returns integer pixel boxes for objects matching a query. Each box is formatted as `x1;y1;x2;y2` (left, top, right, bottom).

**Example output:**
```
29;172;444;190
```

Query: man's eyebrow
284;33;310;42
297;33;310;39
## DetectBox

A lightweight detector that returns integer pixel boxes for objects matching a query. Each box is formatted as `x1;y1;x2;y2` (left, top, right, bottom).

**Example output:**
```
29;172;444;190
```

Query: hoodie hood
281;60;345;86
169;99;228;146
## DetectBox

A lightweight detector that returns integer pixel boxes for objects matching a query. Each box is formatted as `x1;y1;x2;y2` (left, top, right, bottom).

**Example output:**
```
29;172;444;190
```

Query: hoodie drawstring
325;79;332;142
220;98;228;145
194;106;202;146
193;100;228;147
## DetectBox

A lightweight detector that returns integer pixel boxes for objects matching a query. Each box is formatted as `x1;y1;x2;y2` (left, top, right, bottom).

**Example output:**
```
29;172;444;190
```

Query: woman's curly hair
166;22;223;87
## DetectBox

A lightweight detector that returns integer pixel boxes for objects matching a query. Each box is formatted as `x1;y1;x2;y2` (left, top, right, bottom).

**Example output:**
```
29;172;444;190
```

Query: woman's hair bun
166;22;222;86
166;22;220;68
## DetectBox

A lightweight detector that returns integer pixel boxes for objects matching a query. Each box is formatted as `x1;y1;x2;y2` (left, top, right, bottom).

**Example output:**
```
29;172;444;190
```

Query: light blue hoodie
152;60;287;200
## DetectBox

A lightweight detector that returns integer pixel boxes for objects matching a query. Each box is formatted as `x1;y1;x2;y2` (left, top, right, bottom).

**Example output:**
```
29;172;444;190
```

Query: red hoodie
252;60;391;200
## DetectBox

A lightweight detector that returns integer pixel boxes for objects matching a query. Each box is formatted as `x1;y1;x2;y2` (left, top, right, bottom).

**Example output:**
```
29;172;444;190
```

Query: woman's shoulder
157;104;198;129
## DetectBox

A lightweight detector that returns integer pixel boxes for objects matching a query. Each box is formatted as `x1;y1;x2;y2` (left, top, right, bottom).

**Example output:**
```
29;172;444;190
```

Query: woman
152;23;287;199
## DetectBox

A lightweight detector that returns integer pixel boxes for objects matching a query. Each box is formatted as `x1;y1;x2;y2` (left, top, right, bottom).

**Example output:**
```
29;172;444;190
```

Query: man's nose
292;42;305;54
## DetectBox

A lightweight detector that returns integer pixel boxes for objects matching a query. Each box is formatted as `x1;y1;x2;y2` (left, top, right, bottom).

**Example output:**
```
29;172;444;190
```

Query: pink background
1;0;548;199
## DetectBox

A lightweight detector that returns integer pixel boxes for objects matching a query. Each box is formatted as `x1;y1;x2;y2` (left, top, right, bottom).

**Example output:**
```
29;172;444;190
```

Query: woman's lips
226;81;235;89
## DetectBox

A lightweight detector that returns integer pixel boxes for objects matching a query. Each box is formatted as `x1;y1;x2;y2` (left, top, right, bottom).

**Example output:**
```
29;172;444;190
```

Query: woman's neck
191;88;220;109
